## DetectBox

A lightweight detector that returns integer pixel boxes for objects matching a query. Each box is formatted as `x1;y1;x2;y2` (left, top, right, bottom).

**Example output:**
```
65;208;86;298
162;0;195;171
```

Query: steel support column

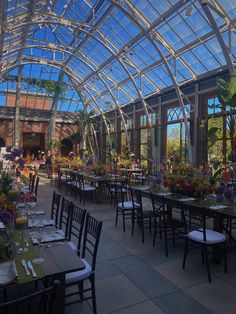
14;67;23;148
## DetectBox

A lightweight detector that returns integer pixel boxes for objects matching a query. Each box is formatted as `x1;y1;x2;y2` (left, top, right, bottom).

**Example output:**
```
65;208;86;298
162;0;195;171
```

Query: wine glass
32;231;45;264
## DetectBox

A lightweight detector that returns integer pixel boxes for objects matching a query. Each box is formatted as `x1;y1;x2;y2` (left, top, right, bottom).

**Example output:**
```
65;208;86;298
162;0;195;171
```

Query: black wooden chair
131;188;155;243
114;184;138;232
65;214;103;314
151;193;184;256
0;280;60;314
182;205;227;283
58;197;74;239
77;174;96;207
50;191;61;228
67;204;87;256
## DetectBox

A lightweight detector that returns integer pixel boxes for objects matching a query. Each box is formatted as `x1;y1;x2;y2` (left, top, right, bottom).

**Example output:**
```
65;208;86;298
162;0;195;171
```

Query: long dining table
136;186;236;261
0;230;85;314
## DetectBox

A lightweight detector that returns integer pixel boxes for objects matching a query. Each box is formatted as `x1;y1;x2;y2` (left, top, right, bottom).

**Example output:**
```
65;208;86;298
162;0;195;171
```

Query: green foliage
75;109;95;149
26;79;67;96
50;139;62;149
20;175;29;186
207;127;219;148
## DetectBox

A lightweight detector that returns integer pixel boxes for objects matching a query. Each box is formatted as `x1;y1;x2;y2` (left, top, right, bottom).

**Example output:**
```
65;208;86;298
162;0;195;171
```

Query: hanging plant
26;79;66;96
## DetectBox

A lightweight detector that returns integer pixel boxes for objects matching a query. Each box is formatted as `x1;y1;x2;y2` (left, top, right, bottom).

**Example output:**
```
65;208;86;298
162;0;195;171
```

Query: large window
120;118;133;157
166;104;190;161
206;97;231;163
139;113;156;160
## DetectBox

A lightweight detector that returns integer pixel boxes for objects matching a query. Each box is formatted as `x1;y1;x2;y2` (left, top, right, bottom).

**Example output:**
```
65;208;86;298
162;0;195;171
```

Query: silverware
45;241;65;248
21;259;30;276
27;261;37;278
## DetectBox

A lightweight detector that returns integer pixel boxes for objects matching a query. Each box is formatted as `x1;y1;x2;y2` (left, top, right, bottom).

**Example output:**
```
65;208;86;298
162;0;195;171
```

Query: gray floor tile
65;302;93;314
95;275;148;314
96;260;121;280
184;277;236;314
152;257;211;289
100;241;131;260
111;300;164;314
112;255;147;273
153;290;212;314
126;266;178;298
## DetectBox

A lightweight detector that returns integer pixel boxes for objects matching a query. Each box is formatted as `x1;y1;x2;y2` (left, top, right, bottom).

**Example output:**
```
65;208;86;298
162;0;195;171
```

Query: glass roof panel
0;0;235;113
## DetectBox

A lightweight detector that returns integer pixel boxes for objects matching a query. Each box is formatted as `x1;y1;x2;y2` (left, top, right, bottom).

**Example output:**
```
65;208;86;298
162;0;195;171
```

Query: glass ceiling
0;0;235;114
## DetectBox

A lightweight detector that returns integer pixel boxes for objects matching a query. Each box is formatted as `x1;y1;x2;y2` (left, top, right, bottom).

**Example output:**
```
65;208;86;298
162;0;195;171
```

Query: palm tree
76;109;95;151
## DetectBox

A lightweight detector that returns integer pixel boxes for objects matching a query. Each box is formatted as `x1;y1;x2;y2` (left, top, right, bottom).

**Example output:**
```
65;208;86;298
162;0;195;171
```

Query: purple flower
224;188;234;200
0;210;12;225
216;186;225;195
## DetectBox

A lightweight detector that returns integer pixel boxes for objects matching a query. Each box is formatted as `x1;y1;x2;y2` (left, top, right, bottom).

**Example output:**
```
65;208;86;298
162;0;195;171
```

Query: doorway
23;133;45;158
60;138;73;157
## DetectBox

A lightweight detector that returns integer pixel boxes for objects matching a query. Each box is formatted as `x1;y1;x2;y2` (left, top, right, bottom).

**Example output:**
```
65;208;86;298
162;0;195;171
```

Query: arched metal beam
2;12;154;124
200;0;234;75
111;0;193;163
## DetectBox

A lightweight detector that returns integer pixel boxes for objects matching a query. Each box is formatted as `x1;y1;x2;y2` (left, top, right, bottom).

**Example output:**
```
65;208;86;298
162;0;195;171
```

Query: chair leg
153;218;157;247
79;281;84;300
131;215;135;236
204;245;212;283
149;218;152;234
91;276;97;314
182;237;188;269
115;209;118;227
122;211;126;232
223;242;228;273
164;226;168;257
201;246;205;264
141;221;144;243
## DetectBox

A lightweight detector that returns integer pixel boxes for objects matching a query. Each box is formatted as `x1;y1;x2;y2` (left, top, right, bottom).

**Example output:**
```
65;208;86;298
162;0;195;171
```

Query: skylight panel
192;44;222;71
157;22;184;50
181;51;208;75
81;38;112;66
181;4;211;37
219;0;236;19
145;68;169;89
121;80;139;99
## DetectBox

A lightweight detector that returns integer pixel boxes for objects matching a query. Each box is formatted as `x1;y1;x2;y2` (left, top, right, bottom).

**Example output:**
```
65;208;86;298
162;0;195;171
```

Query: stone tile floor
37;175;236;314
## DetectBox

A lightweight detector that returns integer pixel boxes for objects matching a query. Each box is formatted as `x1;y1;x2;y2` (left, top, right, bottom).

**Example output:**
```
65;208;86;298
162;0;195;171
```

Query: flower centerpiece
164;162;212;197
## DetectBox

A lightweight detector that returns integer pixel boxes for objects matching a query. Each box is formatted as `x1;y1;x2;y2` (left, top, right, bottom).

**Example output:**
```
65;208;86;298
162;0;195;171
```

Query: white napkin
28;210;45;216
27;202;37;208
0;261;18;287
180;198;195;202
209;205;229;210
157;192;173;196
28;219;54;228
31;230;65;244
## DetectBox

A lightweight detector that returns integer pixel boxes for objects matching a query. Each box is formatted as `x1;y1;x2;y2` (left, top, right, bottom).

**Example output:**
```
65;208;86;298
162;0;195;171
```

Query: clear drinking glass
32;231;45;264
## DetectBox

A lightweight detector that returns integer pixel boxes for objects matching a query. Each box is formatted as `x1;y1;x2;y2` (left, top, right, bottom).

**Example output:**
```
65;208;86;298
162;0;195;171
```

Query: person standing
45;150;53;178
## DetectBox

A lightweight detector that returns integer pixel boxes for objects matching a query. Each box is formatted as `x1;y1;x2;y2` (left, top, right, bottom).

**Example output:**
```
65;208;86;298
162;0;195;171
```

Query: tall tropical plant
216;69;236;160
76;109;95;150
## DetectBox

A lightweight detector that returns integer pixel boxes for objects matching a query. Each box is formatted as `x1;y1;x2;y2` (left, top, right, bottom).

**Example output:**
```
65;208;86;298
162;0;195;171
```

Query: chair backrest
30;174;36;193
59;197;73;238
130;187;143;216
77;174;85;189
181;203;207;238
0;280;60;314
82;214;103;271
34;176;40;197
68;205;87;255
28;172;33;189
150;192;164;214
50;191;61;227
